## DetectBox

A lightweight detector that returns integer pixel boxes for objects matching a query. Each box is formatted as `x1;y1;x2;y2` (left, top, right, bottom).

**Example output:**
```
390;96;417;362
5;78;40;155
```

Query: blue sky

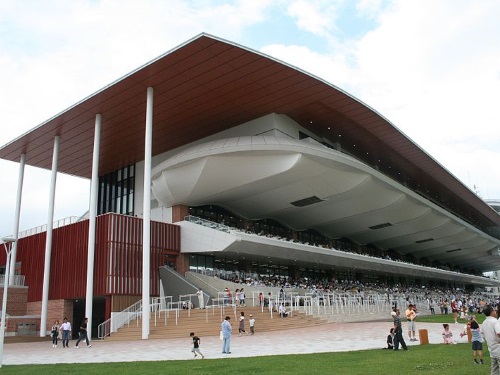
0;0;499;236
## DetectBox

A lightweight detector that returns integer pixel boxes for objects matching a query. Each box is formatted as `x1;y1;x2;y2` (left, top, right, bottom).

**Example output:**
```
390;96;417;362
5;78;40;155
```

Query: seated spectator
384;328;395;349
278;304;289;318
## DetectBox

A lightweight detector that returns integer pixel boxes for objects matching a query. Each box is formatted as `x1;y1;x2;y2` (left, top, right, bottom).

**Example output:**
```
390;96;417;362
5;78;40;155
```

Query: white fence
0;275;25;287
98;290;430;339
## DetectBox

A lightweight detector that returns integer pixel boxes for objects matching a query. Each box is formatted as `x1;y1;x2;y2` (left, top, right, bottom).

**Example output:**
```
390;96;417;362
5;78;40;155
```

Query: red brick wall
26;299;73;335
0;286;28;315
4;317;40;336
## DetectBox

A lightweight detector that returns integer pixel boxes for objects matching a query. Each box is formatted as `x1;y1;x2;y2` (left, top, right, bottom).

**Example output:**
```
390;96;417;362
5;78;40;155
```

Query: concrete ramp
159;266;209;308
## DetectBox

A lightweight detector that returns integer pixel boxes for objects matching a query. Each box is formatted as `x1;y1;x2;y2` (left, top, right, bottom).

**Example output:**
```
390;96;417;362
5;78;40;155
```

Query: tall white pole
142;87;153;340
85;114;101;340
0;241;14;369
40;136;59;337
9;154;25;284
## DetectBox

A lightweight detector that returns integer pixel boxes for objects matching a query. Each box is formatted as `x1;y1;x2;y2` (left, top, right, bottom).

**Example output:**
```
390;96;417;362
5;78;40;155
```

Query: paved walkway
3;321;470;365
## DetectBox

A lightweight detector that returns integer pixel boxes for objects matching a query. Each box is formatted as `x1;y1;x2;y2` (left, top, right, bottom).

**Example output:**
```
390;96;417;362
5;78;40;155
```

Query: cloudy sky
1;0;499;237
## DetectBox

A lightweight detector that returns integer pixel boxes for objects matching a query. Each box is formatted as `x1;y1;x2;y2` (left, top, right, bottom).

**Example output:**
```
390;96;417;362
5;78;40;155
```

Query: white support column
40;136;59;337
142;87;153;339
85;114;101;339
9;153;25;283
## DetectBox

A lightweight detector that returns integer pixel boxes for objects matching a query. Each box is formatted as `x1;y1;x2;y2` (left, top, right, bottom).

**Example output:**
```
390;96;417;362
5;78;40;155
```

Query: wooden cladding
0;213;180;302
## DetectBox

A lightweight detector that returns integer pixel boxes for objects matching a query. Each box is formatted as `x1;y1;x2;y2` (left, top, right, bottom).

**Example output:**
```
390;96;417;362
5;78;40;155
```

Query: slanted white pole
40;136;59;337
85;114;101;340
9;154;25;283
142;87;153;339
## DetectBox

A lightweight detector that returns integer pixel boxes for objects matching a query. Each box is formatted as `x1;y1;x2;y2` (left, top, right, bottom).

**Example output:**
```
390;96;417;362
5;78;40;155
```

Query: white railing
151;295;237;326
184;215;231;233
17;216;80;239
0;275;25;287
98;299;143;339
97;288;431;339
151;296;181;326
287;292;411;317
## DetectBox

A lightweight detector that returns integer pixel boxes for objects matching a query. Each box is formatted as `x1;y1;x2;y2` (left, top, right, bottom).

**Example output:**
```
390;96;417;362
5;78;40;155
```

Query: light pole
0;236;16;368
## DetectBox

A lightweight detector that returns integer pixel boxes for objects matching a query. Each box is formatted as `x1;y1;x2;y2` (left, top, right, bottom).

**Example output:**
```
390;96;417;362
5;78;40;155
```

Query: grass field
0;312;488;374
0;342;490;375
417;312;485;324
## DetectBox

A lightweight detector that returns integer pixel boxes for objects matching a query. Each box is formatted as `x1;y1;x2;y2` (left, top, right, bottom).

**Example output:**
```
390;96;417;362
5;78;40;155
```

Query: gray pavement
3;321;470;365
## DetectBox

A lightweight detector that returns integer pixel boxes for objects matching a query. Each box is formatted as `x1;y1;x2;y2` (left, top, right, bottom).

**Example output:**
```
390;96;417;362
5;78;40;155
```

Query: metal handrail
97;299;143;339
17;216;80;239
184;215;231;233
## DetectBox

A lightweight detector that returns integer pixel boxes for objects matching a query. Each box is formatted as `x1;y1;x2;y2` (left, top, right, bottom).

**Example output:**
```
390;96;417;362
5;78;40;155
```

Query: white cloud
1;0;499;237
0;0;273;235
287;0;339;37
355;0;384;18
261;0;500;200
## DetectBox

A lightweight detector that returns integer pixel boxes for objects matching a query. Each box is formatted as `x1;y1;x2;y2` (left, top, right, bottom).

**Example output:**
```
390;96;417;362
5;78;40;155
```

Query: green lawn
417;312;485;324
0;343;490;375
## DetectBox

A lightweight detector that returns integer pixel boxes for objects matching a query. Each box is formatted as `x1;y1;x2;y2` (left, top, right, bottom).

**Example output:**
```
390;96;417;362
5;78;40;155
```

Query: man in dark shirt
392;309;408;350
190;332;204;359
75;317;92;348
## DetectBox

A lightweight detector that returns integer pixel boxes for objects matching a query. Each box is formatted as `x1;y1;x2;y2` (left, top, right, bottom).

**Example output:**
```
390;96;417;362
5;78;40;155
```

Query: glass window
98;164;135;216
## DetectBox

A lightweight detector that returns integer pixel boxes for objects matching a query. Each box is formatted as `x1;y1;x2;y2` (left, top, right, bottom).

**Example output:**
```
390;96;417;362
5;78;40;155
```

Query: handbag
219;330;223;340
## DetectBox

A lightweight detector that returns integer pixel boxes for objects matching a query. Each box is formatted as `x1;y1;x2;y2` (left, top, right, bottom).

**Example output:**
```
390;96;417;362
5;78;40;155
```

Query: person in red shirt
451;300;459;324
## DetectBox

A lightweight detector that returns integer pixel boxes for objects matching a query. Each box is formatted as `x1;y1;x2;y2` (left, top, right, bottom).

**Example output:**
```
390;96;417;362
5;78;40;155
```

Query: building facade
1;33;500;338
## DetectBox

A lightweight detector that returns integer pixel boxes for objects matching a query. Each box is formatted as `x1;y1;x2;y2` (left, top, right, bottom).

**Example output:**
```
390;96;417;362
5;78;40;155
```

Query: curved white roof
152;135;500;271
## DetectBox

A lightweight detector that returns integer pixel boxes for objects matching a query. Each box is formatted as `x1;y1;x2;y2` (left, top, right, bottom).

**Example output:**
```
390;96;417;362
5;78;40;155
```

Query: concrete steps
103;306;327;341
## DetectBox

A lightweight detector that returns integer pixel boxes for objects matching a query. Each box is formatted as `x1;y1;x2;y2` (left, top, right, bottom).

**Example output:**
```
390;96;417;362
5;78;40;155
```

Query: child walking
442;324;453;344
470;320;484;364
249;314;255;335
190;332;204;359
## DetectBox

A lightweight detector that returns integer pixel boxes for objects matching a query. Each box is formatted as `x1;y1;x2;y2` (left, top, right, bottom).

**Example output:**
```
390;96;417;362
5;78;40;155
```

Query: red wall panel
0;213;180;302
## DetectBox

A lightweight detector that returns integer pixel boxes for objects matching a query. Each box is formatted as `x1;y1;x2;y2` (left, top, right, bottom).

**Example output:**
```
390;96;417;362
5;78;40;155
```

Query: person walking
392;309;408;351
249;314;255;335
238;311;247;335
239;288;246;307
221;316;232;354
189;332;205;359
60;317;72;348
481;305;500;373
51;320;60;348
75;317;92;348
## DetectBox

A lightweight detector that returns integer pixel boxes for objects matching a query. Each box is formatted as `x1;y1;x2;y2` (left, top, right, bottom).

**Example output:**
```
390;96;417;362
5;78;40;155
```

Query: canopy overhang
1;33;499;273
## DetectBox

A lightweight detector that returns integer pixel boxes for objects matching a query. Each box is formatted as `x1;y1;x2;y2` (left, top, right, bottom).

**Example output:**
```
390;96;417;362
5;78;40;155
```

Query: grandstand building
1;34;500;338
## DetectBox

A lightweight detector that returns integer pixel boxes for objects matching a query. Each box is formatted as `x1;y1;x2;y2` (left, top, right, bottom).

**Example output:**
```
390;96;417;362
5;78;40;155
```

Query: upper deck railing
0;275;25;287
14;216;82;239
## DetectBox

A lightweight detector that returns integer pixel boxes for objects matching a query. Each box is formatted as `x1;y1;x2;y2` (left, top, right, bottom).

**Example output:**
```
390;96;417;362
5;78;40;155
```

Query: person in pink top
442;324;453;344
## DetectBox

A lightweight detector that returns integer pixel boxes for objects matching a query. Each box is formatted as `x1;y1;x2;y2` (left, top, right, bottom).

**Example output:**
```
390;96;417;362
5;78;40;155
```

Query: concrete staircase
102;306;327;341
